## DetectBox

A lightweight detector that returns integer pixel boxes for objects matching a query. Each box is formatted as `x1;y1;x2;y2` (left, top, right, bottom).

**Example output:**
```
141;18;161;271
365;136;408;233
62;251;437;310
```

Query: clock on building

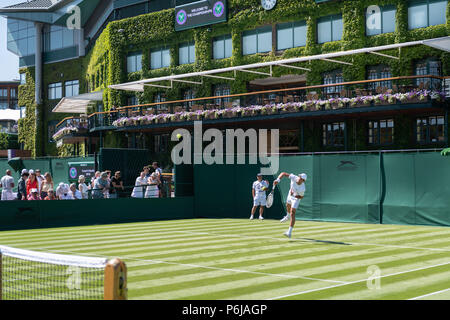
261;0;277;11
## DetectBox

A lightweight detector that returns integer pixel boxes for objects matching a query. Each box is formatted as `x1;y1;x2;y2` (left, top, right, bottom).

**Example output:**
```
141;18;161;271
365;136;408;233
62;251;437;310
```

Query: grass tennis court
1;218;449;300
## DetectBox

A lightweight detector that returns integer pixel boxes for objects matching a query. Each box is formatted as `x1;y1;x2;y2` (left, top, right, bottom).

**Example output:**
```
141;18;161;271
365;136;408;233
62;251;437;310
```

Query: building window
183;89;196;109
317;14;343;44
276;21;307;51
44;25;76;52
368;119;394;145
213;84;231;106
20;73;26;85
154;134;170;153
48;83;62;100
0;89;7;98
323;70;344;96
279;130;300;152
366;5;396;36
10;88;17;99
323;122;345;147
416;116;445;144
0;102;8;110
65;80;79;97
213;35;232;60
7;19;36;57
127;52;143;73
179;42;195;65
127;96;138;106
367;65;392;91
242;26;272;55
408;0;448;30
150;47;171;69
154;92;167;111
415;58;441;89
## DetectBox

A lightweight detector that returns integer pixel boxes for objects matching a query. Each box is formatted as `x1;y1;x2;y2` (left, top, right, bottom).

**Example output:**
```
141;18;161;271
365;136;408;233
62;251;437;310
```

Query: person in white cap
0;170;16;201
273;172;307;239
250;173;269;220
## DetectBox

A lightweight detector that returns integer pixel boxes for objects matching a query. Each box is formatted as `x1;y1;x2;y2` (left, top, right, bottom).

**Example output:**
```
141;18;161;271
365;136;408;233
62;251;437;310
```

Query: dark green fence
0;197;194;231
191;151;450;227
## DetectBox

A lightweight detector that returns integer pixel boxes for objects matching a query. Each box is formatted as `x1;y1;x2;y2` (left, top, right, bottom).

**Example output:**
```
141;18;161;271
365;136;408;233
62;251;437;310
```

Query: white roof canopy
52;91;103;114
0;109;21;122
109;37;450;93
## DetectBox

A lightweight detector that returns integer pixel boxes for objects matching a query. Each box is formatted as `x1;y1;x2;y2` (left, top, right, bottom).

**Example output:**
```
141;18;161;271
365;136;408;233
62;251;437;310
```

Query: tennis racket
266;186;275;208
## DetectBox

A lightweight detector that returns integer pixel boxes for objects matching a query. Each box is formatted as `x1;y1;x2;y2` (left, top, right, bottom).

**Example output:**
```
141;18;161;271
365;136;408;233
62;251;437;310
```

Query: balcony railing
48;75;449;138
89;75;449;130
53;116;89;141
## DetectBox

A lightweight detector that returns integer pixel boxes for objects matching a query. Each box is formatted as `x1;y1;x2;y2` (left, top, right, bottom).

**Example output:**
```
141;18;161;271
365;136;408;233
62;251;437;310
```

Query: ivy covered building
1;0;449;162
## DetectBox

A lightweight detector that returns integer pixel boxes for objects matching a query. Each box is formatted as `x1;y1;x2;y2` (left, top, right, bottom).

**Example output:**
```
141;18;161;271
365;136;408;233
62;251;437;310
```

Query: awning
0;109;21;122
52;91;103;114
422;37;450;53
109;36;450;93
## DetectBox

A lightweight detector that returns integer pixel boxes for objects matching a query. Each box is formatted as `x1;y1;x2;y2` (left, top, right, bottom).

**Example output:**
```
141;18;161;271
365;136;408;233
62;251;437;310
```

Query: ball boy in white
250;173;269;220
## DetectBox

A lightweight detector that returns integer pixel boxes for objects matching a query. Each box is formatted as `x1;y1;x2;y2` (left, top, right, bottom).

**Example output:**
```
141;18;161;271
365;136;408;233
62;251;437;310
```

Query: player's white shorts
253;197;267;207
286;195;301;209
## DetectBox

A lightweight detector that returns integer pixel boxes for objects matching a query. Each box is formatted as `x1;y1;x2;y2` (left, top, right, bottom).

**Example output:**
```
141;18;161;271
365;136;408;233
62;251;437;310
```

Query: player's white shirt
253;180;268;199
0;175;14;191
289;174;305;197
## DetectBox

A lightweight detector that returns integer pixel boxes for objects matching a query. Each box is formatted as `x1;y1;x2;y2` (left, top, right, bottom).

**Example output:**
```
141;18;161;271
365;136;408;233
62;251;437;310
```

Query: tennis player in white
250;173;269;220
273;172;307;238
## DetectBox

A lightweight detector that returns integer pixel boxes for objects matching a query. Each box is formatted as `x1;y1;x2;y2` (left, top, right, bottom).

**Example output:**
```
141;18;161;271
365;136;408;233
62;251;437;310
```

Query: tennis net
0;246;127;300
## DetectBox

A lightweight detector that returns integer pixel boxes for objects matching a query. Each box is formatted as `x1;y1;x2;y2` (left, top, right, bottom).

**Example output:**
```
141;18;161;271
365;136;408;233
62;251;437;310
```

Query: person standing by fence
26;170;38;199
18;169;29;200
0;170;16;201
40;172;54;199
131;172;147;199
145;172;160;198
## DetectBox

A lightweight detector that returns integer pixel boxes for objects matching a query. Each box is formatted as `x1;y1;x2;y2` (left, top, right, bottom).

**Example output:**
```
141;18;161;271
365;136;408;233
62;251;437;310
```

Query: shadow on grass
294;238;352;246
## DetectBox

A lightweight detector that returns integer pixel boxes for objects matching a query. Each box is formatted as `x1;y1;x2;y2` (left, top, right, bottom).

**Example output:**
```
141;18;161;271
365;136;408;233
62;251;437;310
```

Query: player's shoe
250;215;254;220
259;216;264;220
283;231;292;239
280;215;290;223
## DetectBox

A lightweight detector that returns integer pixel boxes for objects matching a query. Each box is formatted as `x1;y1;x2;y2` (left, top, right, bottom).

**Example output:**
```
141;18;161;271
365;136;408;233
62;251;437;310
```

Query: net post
104;258;127;300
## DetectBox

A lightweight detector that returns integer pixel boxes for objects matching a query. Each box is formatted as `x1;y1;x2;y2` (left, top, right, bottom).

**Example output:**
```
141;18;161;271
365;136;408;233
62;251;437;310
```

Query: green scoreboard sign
175;0;227;31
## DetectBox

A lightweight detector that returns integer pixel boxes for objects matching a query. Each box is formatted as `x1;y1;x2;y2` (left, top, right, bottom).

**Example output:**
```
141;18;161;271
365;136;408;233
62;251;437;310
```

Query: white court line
408;288;450;300
267;261;450;300
173;230;450;252
32;248;348;285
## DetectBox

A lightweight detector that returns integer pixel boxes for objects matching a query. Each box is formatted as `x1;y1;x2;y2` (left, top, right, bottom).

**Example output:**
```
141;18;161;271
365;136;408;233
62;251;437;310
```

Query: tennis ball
176;134;182;140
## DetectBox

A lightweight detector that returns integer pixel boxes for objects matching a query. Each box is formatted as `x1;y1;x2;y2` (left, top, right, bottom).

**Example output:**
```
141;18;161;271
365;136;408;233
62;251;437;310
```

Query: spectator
35;169;44;193
17;169;29;200
78;175;89;199
152;162;163;176
70;183;82;200
92;171;101;189
93;172;109;199
40;172;54;199
56;183;72;200
152;162;164;197
145;172;160;198
44;190;57;200
110;171;124;199
131;172;147;199
27;188;41;201
144;166;151;179
26;170;38;198
104;170;112;198
0;170;16;201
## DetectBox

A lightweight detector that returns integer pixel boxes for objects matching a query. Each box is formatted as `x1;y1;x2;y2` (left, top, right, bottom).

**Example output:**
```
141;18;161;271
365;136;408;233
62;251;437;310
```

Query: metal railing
55;75;449;134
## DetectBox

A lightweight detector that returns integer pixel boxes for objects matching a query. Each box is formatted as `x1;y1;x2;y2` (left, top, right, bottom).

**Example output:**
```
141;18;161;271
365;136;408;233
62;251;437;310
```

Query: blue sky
0;0;23;81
